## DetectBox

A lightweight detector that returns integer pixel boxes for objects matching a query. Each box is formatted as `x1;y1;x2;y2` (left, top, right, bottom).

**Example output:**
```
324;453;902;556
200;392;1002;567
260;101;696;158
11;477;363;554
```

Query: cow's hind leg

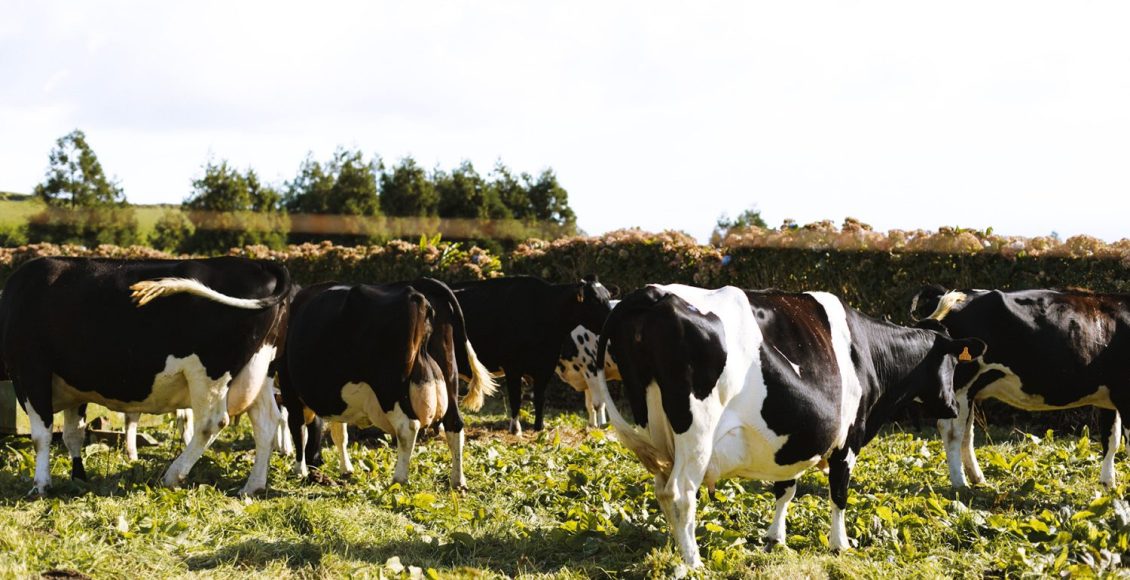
62;406;88;481
17;365;55;496
124;412;140;461
329;421;353;476
441;378;467;489
388;404;421;485
766;479;797;546
530;368;554;431
162;371;231;488
504;370;524;435
827;446;858;551
239;383;283;496
662;431;711;568
1099;410;1121;487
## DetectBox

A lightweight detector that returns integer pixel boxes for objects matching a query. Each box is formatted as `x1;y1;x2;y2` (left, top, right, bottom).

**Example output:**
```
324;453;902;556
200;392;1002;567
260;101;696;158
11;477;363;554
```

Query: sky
2;1;1129;243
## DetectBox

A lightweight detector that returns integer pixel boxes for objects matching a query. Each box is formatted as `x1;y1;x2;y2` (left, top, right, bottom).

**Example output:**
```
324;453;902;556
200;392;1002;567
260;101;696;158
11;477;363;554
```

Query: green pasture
1;394;1129;578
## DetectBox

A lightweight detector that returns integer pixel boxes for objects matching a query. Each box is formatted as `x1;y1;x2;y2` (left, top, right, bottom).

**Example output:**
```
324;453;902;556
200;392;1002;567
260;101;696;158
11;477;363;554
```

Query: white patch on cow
844;448;857;471
926;291;968;321
175;409;194;446
555;325;622;427
276;405;294;456
27;404;53;495
765;482;797;544
807;292;863;451
509;416;522;435
830;504;850;551
293;422;309;478
1101;412;1121;487
226;345;276;417
326;382;395;433
328;285;352;292
50;354;203;414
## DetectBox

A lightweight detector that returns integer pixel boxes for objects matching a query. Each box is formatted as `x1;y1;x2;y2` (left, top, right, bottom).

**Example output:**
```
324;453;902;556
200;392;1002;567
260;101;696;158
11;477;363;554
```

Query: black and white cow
554;300;621;427
277;278;495;487
592;284;985;567
0;256;292;496
452;275;612;434
910;285;1130;488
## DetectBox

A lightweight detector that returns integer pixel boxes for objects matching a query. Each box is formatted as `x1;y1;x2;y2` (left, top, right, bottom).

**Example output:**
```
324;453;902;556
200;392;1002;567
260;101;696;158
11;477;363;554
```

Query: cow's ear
577;286;585;303
608;284;621;298
948;338;986;363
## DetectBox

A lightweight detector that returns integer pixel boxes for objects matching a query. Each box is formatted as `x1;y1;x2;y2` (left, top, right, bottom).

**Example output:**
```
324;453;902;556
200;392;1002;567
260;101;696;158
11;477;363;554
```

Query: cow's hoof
238;484;265;498
162;473;186;488
450;476;468;491
28;484;49;498
508;419;522;435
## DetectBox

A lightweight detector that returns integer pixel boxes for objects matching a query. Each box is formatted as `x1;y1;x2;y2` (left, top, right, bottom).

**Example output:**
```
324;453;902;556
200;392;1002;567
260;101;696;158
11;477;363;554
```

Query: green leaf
704;522;724;533
1027;518;1050;534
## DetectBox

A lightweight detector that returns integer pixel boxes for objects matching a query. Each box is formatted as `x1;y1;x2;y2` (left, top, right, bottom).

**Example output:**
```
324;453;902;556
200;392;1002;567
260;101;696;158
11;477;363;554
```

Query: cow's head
910;320;987;418
572;274;614;332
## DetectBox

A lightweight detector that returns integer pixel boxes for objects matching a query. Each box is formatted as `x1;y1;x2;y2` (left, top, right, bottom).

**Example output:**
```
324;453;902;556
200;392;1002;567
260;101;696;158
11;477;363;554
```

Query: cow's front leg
958;398;984;485
1099;410;1121;487
239;383;283;496
329;421;353;476
61;406;88;481
530;369;553;432
124;412;140;461
939;392;974;488
827;447;856;552
583;389;599;428
766;479;797;545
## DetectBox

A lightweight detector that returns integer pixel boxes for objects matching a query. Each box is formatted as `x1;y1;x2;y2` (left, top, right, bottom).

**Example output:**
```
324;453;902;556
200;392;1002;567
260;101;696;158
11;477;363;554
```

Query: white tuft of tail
130;278;272;309
592;368;670;475
926;291;968;322
460;340;497;411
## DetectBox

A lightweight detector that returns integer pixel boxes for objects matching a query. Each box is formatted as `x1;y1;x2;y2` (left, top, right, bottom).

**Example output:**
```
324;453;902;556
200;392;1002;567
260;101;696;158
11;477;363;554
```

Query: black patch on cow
600;287;727;434
749;292;844;466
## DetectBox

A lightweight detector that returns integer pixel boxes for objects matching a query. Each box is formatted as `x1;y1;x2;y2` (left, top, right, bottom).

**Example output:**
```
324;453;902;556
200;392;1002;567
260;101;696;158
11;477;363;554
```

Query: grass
2;395;1130;578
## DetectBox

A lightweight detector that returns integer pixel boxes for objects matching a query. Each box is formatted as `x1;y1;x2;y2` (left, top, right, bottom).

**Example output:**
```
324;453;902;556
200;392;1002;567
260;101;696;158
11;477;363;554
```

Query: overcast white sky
2;1;1129;242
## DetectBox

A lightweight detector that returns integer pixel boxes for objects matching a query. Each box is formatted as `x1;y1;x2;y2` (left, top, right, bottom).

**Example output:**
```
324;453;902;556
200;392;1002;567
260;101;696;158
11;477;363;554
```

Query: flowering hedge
0;239;503;287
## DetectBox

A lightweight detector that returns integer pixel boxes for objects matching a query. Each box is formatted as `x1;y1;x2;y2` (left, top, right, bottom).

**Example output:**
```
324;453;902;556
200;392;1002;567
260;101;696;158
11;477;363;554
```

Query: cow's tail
130;260;292;310
594;321;670;475
403;291;432;382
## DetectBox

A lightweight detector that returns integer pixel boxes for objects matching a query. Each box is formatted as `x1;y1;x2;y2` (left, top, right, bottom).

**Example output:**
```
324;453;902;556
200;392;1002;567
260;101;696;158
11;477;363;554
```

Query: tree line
12;130;579;253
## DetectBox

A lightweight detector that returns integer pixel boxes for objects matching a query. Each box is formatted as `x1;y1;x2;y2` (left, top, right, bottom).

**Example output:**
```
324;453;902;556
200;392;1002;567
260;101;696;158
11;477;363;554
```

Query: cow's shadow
183;526;667;577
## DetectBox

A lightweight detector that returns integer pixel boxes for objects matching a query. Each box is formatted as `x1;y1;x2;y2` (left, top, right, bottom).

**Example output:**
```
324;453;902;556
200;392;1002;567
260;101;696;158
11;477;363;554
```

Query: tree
181;160;288;254
27;129;141;246
523;168;577;235
379;156;439;217
284;149;382;244
436;160;511;220
711;205;768;245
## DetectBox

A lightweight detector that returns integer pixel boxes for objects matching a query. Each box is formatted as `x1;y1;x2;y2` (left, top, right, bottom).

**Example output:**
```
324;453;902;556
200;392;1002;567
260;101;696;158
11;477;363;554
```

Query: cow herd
1;255;1127;568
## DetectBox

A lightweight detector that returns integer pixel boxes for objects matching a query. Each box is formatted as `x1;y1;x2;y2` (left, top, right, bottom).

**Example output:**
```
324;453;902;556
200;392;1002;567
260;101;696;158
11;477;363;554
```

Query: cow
0;256;292;496
276;278;495;488
910;285;1130;488
591;284;985;567
554;299;622;427
452;275;613;434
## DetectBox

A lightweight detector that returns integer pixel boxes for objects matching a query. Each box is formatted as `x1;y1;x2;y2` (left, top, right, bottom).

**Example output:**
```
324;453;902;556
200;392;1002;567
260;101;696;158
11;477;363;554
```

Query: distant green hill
0;196;175;241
